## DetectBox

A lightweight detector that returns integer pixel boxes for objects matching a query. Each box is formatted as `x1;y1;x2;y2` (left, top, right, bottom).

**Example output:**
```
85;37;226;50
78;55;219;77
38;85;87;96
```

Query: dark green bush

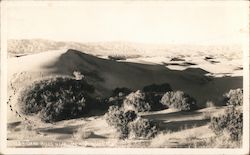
104;106;137;139
123;90;151;112
128;117;159;139
209;107;243;141
223;88;243;106
20;77;95;122
160;91;197;111
142;83;172;111
104;105;158;139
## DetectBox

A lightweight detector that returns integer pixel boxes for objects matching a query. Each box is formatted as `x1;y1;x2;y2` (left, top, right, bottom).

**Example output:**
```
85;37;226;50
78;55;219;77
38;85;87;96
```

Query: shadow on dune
44;49;243;107
157;119;210;132
15;145;43;148
7;121;22;130
87;133;107;139
142;111;203;121
37;125;80;134
142;110;209;132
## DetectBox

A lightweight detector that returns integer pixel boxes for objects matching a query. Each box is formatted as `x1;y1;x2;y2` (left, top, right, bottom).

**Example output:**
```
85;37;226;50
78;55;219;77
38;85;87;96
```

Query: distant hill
7;39;242;60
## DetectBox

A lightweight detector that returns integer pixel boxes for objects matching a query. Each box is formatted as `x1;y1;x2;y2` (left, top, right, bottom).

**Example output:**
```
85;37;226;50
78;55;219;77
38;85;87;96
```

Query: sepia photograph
0;0;249;154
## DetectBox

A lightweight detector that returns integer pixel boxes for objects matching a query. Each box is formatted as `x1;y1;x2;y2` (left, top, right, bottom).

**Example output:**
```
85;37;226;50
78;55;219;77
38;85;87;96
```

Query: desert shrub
128;117;159;139
223;88;243;106
209;107;243;141
20;77;95;122
142;83;172;111
123;90;151;112
105;106;124;127
160;91;197;111
104;106;137;139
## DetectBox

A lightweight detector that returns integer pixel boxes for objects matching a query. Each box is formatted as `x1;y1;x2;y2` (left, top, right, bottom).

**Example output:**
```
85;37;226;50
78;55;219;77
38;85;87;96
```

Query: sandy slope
7;106;227;148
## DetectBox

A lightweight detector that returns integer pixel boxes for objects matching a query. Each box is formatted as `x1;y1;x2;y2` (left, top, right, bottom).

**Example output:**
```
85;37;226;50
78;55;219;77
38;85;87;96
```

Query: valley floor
7;106;229;148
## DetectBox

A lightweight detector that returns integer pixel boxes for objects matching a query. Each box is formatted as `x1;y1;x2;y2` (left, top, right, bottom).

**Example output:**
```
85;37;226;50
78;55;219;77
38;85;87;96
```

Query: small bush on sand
20;77;95;122
223;88;243;106
128;117;158;139
104;106;137;139
142;83;172;111
160;91;197;111
123;90;151;112
209;107;243;141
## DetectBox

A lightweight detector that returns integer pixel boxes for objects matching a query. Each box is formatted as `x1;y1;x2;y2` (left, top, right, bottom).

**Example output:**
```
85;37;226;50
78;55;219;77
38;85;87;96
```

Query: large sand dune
8;49;242;107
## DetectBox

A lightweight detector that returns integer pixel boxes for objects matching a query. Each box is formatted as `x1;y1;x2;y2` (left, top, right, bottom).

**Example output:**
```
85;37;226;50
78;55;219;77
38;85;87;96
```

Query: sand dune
8;49;242;107
45;49;242;106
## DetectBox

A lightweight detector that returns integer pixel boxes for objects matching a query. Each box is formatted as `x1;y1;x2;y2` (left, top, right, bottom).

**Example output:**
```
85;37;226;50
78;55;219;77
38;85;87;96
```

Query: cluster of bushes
108;83;196;112
21;77;198;124
104;84;197;139
160;91;197;111
20;77;95;122
105;105;158;139
104;86;163;139
210;88;243;141
142;83;172;111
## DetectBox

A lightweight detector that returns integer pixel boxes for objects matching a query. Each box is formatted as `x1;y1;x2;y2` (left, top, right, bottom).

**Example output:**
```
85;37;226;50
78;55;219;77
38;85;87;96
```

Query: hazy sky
4;1;249;44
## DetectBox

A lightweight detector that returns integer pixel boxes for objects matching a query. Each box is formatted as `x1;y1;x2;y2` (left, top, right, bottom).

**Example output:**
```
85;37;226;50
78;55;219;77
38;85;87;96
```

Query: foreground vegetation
19;76;96;122
18;73;243;147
